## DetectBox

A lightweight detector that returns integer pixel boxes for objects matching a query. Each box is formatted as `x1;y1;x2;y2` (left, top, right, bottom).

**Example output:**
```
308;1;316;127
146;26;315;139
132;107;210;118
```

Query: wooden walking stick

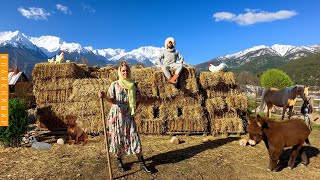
100;97;113;180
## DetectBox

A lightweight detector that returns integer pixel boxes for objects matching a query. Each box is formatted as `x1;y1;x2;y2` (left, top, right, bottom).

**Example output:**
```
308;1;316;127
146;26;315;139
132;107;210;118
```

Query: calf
246;113;310;171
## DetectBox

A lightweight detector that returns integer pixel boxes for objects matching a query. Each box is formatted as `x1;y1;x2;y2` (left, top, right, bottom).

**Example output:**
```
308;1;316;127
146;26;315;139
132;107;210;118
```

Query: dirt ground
1;124;320;180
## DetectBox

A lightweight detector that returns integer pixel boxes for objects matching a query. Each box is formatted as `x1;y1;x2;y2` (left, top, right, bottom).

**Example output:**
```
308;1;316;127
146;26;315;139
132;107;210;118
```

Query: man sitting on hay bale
156;37;184;84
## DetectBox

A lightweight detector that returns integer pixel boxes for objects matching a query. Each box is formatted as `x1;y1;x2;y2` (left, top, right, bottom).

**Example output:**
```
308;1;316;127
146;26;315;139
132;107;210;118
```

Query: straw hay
157;83;180;99
32;63;88;80
137;82;158;98
131;67;155;83
33;78;75;91
136;118;165;135
206;88;237;99
68;78;111;102
76;114;104;133
163;94;203;107
36;100;110;133
95;66;118;80
199;71;236;89
35;89;73;104
211;118;244;134
183;77;199;94
160;104;178;119
134;105;156;120
167;117;206;132
225;93;248;112
182;105;205;120
205;97;226;113
32;63;247;135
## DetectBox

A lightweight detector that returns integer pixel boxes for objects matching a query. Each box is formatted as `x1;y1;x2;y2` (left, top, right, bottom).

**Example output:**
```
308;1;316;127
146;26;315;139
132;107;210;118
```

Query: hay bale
68;78;111;102
135;105;155;120
167;117;206;132
165;94;203;107
131;67;154;83
33;78;74;91
157;83;180;99
160;104;178;119
136;118;165;135
95;66;118;81
32;63;88;80
35;89;73;104
205;97;225;113
225;93;248;111
211;118;244;134
182;105;205;120
183;77;199;94
206;89;234;99
199;72;220;89
199;71;236;89
76;114;104;133
221;72;236;86
137;82;158;98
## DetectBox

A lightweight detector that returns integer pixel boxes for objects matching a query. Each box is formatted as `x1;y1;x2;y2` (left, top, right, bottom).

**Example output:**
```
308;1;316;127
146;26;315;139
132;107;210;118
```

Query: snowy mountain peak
271;44;295;56
29;35;63;52
93;48;126;59
0;30;35;50
223;45;268;59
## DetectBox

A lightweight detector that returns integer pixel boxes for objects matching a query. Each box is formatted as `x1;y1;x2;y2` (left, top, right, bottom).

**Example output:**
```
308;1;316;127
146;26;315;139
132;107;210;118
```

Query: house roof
8;71;27;85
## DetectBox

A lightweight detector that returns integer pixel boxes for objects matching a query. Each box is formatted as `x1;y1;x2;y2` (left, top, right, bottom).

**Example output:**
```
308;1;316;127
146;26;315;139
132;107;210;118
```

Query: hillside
280;52;320;86
195;44;320;75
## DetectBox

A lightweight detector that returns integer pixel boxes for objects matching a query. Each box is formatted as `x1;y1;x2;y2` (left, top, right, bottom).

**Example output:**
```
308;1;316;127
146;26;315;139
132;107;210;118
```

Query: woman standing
98;61;151;173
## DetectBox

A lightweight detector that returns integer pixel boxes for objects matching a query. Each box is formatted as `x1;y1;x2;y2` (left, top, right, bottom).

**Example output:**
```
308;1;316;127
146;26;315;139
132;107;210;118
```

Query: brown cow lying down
246;113;310;171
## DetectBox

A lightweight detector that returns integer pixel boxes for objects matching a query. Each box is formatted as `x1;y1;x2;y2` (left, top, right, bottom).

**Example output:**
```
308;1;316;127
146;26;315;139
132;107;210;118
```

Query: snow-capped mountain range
0;30;162;66
1;30;320;76
218;44;320;61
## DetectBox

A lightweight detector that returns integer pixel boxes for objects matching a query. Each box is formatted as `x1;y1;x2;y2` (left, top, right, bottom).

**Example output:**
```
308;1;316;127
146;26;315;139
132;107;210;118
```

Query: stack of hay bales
32;63;88;129
33;63;114;133
200;72;247;135
132;66;206;134
32;63;246;135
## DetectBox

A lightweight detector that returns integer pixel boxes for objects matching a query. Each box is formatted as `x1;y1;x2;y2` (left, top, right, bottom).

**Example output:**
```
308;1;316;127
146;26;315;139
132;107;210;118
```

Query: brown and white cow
246;113;310;171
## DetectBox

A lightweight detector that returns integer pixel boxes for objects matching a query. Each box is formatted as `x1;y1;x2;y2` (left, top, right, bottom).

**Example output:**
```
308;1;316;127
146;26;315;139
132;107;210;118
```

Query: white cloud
213;9;297;25
56;4;72;14
18;7;50;20
82;3;96;13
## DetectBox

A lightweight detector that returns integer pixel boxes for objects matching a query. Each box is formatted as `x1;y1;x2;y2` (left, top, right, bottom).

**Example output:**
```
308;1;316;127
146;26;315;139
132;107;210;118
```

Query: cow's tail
305;138;311;145
260;89;267;113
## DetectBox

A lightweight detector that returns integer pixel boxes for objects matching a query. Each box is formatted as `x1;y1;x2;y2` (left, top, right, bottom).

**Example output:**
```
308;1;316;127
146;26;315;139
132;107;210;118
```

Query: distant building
8;67;29;93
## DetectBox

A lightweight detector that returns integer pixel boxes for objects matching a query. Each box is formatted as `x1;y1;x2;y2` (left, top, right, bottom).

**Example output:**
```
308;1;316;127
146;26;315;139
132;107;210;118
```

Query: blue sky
0;0;319;65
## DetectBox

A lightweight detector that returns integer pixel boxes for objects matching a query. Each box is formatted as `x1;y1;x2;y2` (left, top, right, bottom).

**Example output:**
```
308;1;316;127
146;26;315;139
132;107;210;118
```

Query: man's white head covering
165;37;175;49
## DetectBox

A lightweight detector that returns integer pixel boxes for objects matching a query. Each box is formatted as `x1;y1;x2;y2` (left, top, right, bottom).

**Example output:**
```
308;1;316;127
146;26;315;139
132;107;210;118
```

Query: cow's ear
256;115;264;127
246;112;254;124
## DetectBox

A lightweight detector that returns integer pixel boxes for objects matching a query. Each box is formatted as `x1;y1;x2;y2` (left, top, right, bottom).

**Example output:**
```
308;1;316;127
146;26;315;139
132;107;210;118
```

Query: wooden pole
100;97;113;180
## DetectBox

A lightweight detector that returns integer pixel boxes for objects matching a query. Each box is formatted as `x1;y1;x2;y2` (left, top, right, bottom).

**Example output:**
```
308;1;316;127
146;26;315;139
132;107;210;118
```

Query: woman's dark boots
138;156;152;173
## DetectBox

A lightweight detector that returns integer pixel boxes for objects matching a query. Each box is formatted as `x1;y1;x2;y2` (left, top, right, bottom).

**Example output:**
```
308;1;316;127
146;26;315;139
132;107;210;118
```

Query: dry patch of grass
1;131;320;180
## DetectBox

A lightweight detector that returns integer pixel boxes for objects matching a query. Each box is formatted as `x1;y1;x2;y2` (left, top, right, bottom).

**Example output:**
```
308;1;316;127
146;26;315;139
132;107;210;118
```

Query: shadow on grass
146;137;240;169
277;146;319;171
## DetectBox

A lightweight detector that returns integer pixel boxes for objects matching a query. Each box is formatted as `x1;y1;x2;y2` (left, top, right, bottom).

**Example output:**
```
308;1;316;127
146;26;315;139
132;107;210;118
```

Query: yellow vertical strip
0;54;8;126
